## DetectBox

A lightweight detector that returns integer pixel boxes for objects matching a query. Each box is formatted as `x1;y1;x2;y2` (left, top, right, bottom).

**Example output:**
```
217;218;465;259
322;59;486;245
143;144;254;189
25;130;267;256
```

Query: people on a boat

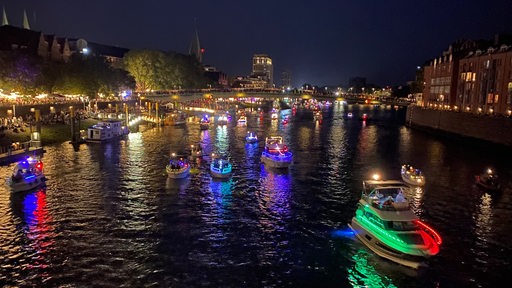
395;191;406;202
12;169;23;182
379;195;394;207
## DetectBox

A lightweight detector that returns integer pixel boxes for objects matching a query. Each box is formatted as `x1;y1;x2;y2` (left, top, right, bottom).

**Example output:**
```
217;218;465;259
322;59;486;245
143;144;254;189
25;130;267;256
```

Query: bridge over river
139;90;412;107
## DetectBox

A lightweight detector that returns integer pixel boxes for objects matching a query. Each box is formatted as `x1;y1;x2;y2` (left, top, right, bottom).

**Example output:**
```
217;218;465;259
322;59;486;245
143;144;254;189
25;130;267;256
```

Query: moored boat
475;168;501;192
166;153;191;179
6;156;46;193
210;154;232;179
348;175;442;269
85;119;129;142
401;164;425;186
260;136;293;168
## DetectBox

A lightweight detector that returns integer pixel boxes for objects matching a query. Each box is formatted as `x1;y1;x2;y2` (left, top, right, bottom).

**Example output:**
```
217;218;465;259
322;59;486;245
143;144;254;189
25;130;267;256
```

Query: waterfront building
422;35;512;116
0;8;128;68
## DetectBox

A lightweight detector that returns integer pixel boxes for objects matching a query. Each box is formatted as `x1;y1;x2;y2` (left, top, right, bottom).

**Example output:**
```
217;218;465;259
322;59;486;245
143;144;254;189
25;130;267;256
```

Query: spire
188;18;202;63
2;6;8;26
23;9;30;29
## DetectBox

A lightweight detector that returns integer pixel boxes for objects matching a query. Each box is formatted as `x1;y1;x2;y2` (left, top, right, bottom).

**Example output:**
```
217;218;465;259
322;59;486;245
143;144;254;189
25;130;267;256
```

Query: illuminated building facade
423;35;512;116
251;54;273;88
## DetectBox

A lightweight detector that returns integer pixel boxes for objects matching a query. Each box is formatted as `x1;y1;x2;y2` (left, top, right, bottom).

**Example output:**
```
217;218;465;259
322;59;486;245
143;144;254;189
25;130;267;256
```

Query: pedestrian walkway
0;141;45;165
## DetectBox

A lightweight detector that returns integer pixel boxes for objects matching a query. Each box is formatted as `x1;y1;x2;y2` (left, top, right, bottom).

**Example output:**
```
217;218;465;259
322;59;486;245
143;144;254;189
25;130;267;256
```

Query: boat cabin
362;180;410;210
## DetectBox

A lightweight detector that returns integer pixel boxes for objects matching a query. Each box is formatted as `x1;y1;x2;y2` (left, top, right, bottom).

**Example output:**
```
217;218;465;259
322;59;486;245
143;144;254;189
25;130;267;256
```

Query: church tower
22;9;30;29
2;6;8;26
188;19;203;63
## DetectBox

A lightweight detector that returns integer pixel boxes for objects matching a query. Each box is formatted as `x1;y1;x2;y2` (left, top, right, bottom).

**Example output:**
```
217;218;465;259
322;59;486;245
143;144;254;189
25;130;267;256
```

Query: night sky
2;0;512;88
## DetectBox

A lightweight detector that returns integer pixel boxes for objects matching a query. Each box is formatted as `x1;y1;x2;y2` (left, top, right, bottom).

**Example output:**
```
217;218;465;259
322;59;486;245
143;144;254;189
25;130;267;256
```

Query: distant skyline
2;1;512;88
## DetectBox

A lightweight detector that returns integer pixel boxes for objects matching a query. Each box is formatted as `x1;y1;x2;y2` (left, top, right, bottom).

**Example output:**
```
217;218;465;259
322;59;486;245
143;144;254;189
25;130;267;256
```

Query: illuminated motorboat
166;153;191;179
217;114;228;125
245;131;258;144
200;115;210;130
237;115;247;125
260;136;293;168
271;108;278;120
401;164;425;186
475;168;501;192
6;156;46;193
348;176;442;269
188;144;203;159
210;155;232;179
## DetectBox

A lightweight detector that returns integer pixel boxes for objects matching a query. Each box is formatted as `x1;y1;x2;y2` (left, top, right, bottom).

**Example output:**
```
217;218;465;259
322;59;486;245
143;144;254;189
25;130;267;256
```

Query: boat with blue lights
348;175;442;269
401;164;425;186
245;131;258;144
210;154;232;179
260;136;293;168
166;153;191;179
237;115;247;125
6;156;46;193
200;115;210;130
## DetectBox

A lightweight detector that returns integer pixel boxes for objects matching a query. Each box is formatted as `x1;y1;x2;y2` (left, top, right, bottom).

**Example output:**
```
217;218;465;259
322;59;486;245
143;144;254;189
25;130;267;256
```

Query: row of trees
0;49;210;99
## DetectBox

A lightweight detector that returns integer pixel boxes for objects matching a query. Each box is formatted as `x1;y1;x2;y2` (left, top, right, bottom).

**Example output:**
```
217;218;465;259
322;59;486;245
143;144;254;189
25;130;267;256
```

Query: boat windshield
369;187;404;199
384;220;417;231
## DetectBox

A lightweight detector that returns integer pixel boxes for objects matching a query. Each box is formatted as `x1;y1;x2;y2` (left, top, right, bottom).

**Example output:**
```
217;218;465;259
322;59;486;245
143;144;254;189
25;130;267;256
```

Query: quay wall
406;105;512;148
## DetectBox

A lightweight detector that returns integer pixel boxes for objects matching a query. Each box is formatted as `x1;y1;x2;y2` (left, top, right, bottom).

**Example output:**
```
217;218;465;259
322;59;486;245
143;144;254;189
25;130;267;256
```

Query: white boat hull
166;166;190;179
401;174;425;186
7;175;46;193
210;170;231;179
349;220;427;269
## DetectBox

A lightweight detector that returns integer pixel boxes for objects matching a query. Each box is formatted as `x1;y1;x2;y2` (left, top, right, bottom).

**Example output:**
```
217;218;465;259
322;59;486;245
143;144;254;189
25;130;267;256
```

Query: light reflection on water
0;104;511;287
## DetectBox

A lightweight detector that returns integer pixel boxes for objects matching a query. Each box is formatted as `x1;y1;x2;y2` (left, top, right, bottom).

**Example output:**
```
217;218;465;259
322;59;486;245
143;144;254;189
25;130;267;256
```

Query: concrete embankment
406;105;512;148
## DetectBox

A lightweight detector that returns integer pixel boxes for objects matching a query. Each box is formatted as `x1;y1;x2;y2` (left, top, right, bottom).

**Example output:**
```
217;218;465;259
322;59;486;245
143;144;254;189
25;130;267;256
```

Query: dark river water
1;103;511;288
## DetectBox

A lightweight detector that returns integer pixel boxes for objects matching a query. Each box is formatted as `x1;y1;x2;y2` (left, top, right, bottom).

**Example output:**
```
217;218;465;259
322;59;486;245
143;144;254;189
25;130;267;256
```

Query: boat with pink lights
260;136;293;168
348;175;442;269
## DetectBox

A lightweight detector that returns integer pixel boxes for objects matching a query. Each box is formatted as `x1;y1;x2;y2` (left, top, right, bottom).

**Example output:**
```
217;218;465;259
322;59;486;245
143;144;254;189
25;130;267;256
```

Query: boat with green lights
348;176;442;269
210;154;232;179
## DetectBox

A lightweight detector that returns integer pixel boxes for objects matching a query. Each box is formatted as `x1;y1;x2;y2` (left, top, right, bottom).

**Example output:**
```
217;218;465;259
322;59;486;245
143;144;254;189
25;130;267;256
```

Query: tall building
251;54;273;88
281;70;291;89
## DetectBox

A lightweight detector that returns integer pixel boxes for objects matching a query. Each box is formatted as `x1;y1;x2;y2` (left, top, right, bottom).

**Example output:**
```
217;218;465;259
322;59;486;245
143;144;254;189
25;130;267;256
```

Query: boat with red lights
348;175;442;269
260;136;293;168
6;156;46;193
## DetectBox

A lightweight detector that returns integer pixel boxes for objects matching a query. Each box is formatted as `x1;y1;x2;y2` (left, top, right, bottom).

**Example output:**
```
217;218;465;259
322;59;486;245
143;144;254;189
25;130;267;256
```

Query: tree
0;51;43;95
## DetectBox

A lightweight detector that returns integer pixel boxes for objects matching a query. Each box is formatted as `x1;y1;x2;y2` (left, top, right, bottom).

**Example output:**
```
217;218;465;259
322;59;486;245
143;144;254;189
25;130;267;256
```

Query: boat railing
261;151;293;161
